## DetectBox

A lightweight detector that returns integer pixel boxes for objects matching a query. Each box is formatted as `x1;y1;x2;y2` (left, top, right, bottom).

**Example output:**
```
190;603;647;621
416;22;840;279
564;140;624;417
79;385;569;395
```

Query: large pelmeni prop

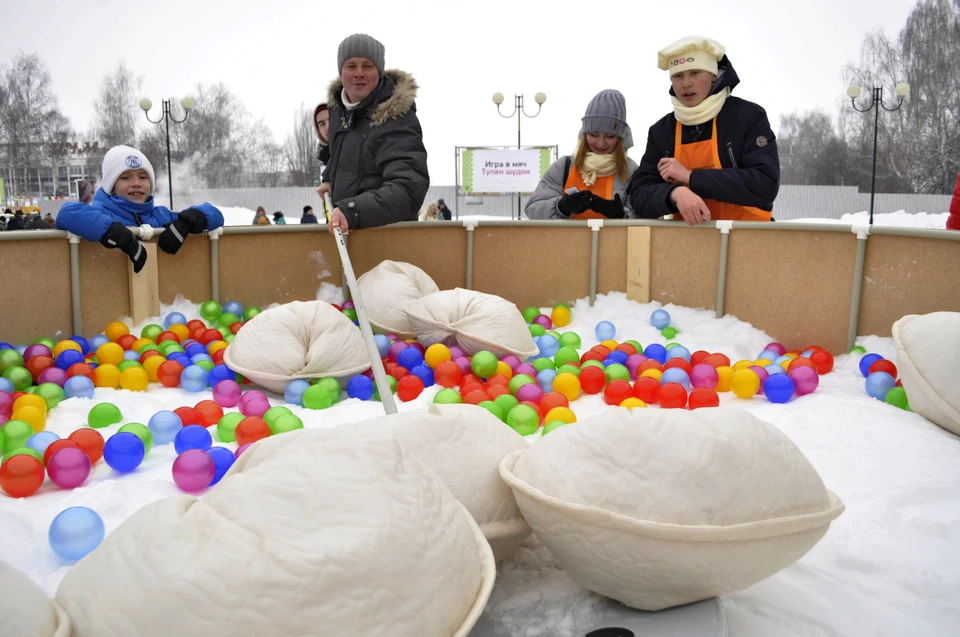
357;260;439;338
893;312;960;436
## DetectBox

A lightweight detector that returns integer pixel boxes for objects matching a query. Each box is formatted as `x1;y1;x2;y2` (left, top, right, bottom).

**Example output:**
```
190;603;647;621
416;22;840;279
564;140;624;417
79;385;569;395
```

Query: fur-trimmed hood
327;69;418;127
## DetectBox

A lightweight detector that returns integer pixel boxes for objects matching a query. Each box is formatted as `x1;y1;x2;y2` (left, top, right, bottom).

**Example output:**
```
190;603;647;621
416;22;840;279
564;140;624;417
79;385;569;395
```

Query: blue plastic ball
537;369;557;393
410;364;435;388
207;365;236;387
661;367;691;389
605;350;629;365
765;364;787;376
865;371;896;401
206;446;236;486
374;334;391;358
164;312;188;329
859;353;884;378
346;375;375;401
180;365;209;392
55;350;85;371
643;344;668;365
774;355;793;366
764;374;796;404
284;379;312;406
650;309;671;330
757;349;781;362
175;424;213;454
801;349;816;358
0;342;12;350
537;335;560;359
103;432;146;473
148;410;184;445
190;353;213;365
397;347;425;370
123;350;140;361
26;431;61;457
48;506;105;561
594;321;617;341
68;336;90;355
222;301;244;318
63;375;95;400
16;344;27;355
0;377;14;393
168;353;190;365
88;334;110;351
185;343;208;358
665;346;692;363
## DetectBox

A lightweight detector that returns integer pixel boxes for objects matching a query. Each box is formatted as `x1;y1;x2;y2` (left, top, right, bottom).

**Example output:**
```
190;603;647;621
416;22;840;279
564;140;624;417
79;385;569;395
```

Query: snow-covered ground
218;205;300;226
791;210;950;229
2;290;958;637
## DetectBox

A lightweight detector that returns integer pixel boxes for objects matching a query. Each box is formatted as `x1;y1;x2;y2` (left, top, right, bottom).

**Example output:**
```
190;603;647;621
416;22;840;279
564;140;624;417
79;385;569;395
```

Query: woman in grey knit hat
526;89;638;220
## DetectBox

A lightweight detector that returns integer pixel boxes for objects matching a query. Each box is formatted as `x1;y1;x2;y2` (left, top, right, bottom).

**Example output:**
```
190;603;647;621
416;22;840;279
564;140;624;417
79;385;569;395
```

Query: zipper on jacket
726;143;739;169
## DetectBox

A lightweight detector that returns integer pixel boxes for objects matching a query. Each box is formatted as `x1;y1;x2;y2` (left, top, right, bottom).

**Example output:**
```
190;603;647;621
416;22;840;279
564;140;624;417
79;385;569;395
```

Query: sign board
461;148;552;194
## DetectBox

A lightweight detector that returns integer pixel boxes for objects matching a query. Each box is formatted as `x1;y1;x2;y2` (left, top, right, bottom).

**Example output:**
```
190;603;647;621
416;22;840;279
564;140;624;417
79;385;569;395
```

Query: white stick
324;193;398;415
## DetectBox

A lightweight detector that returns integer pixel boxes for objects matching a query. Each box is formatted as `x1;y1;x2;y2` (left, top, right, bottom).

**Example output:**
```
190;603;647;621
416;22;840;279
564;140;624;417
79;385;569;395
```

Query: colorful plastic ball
206;446;236;487
764;363;787;377
522;307;541;324
884;386;910;410
173;424;212;455
689;363;719;389
217;313;240;330
550;305;572;327
162;312;186;329
235;417;271;447
14;393;47;415
214;412;243;443
199;300;222;323
394;346;423;371
594;321;616;341
688;387;720;410
37;366;69;389
14;405;45;433
190;401;222;429
865;371;897;401
48;506;105;561
809;350;834;374
118;366;148;392
542;406;576;426
531;314;551;331
24;343;52;362
117;422;153;455
762;374;795;404
868;359;898;379
715;366;734;392
87;402;122;429
788;366;820;397
604;363;631;384
239;306;260;322
387;340;409;363
661;327;679;340
270;413;304;435
279;379;309;407
240;397;271;418
730;369;761;399
262;406;293;429
2;419;34;453
173;406;204;428
629;376;658;404
0;349;25;373
177;365;207;392
3;366;33;392
67;429;105;464
658;383;688;409
506;404;539;435
649;309;671;329
45;442;82;469
0;378;14;394
534;369;556;394
664;346;691;363
47;447;91;489
103;432;145;473
602;380;633;406
433;360;463;388
54;350;85;373
397;375;425;402
68;336;91;355
618;397;646;410
409;364;435;388
433;388;463;405
477;401;504;421
661;367;691;390
90;363;119;389
234;443;253;458
207;380;240;409
748;366;770;395
344;375;374;401
858;353;884;378
515;383;544;405
300;385;331;410
551;372;581;401
171;449;215;493
466;351;495;379
26;431;61;457
642;344;667;365
420;344;449;368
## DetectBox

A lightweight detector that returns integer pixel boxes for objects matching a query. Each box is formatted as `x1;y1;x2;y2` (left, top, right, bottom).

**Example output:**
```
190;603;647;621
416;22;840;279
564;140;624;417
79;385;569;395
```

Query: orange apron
564;165;615;220
674;119;772;221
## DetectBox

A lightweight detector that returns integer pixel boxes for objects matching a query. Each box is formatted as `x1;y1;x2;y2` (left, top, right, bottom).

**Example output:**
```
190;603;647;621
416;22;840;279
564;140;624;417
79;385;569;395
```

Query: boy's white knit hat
658;36;725;77
101;145;155;196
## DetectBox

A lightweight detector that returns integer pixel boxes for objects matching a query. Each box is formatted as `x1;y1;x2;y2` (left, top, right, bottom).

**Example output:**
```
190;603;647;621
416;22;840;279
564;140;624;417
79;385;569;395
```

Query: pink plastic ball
384;333;400;341
515;383;544;404
500;355;521;371
625;354;648;379
341;300;355;310
788;366;820;396
362;368;375;380
514;363;537;378
47;447;91;489
238;390;268;410
0;391;13;419
172;449;216;492
690;363;720;389
407;342;426;356
24;344;52;361
748;366;770;395
212;380;243;408
388;341;409;363
453;356;472;375
38;367;69;388
764;342;787;357
235;443;253;458
448;346;466;359
533;314;553;329
240;398;271;418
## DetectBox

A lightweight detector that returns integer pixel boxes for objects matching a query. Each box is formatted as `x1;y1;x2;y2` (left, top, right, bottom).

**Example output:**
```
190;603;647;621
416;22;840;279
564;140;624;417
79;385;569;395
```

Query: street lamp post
846;82;910;225
492;92;546;219
139;96;195;210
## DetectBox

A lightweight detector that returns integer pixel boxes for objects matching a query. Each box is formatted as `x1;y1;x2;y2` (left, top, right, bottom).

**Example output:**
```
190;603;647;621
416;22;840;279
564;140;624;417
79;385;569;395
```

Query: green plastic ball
24;386;37;394
545;330;561;341
3;366;33;392
508;374;536;395
558;332;582;349
665;342;681;350
200;300;223;323
195;360;215;373
2;446;44;465
160;342;184;355
0;349;25;374
271;413;304;435
493;394;519;415
314;377;343;404
554;347;580;367
884;386;911;411
373;375;398;401
118;423;153;455
217;327;231;339
604;363;631;383
522;307;541;324
302;385;333;410
528;324;547;337
581;360;605;371
1;420;34;453
342;308;358;322
243;307;262;321
117;361;143;373
661;327;679;339
532;358;556;373
625;340;643;353
556;364;581;377
263;406;293;427
542;420;568;435
138;343;161;355
35;383;65;410
477;401;505;422
433;388;463;404
849;345;867;355
225;334;235;344
471;351;498;378
33;337;56;350
506;404;539;436
141;324;164;342
217;412;245;443
218;313;241;329
87;403;122;429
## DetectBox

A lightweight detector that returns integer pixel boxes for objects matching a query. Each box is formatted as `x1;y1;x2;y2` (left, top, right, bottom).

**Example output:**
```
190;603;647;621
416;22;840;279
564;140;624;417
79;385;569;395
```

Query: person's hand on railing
670;187;711;226
100;222;147;273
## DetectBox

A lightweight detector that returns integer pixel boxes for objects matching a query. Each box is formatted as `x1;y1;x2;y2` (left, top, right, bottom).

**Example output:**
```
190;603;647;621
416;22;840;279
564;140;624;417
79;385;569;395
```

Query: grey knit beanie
579;89;634;150
337;34;385;76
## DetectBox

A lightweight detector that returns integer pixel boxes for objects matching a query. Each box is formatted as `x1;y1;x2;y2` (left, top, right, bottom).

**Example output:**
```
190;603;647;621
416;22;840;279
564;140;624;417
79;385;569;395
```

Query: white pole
323;193;398;415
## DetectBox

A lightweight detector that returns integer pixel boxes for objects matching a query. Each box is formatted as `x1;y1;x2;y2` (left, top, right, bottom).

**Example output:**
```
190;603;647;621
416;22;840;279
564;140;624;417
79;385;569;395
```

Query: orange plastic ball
462;389;489;405
703;353;731;369
663;358;692;375
96;342;124;366
193;400;224;427
157;360;185;388
68;428;105;464
25;356;56;383
94;364;121;388
235;416;271;447
787;357;818;374
486;384;511;400
397;375;425;402
142;356;165;382
52;340;83;358
105;321;130;343
119;367;149;392
637;359;663;374
485;374;511;389
690;350;711;366
67;362;97;380
539;391;569;413
174;406;204;427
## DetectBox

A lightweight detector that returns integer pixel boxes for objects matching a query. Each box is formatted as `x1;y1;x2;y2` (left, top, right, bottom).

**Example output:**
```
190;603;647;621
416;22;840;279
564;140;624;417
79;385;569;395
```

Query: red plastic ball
67;362;97;380
434;361;463;388
44;439;81;465
590;345;612;358
157;360;185;387
869;359;897;378
658;383;688;409
26;356;56;383
157;331;180;344
462;390;490;405
485;374;511;389
615;343;638;356
229;322;244;335
809;350;834;375
579;366;607;394
579;350;605;364
388;365;410;381
211;350;226;365
194;400;225;428
459;374;484;389
235;416;271;447
787;357;817;374
186;319;206;332
539;391;569;413
637;359;663;374
189;327;207;342
632;376;661;404
397;375;425;402
690;350;711;366
116;334;138;351
174;406;204;427
703;354;731;369
486;385;511;400
0;454;45;497
688;387;720;410
68;428;105;464
663;358;692;375
200;329;222;346
603;380;634;406
139;350;162;364
460;382;486;396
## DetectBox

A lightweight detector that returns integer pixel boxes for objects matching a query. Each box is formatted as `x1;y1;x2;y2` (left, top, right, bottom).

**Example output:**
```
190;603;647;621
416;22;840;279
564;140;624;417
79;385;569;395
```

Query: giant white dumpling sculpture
893;312;960;437
54;436;495;637
499;406;845;611
357;260;440;338
223;300;370;393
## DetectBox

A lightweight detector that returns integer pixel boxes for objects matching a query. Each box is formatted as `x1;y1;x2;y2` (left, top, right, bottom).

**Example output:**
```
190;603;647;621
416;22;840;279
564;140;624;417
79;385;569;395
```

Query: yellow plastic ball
120;366;149;392
754;358;773;367
543;406;577;424
732;360;753;372
52;339;83;358
730;369;761;399
142;356;165;382
424;344;452;369
207;341;228;356
169;324;190;341
640;368;663;382
552;372;581;401
550;305;571;327
619;397;647;410
13;405;46;433
13;393;48;415
94;363;122;388
785;353;799;359
105;321;131;343
96;342;125;366
715;365;734;392
131;338;154;352
495;360;513;379
780;359;792;371
601;339;619;351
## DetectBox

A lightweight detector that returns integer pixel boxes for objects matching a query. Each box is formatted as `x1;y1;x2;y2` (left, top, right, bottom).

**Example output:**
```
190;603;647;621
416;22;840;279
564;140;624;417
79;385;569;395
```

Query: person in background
420;202;440;221
948;170;959;231
526;89;638;219
273;211;287;225
27;213;49;229
301;205;319;224
437;198;452;220
44;213;55;227
252;206;270;225
627;36;779;225
6;210;24;231
314;103;330;173
78;179;95;205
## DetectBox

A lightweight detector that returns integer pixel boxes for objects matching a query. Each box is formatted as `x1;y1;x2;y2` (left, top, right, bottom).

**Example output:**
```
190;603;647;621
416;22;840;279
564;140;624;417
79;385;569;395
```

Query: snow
791;210;951;229
217;205;300;226
2;292;959;637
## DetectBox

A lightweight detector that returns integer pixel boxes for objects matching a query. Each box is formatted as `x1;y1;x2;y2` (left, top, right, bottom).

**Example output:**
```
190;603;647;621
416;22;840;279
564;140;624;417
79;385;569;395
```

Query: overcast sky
3;0;916;185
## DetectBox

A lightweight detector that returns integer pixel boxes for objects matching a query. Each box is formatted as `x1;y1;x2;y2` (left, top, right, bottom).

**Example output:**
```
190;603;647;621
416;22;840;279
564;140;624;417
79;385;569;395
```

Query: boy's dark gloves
557;190;594;217
591;193;626;219
100;222;146;273
158;208;208;255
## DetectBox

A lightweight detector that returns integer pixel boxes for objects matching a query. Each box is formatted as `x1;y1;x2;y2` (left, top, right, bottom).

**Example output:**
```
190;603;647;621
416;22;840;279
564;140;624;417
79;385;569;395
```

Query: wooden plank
128;242;160;325
626;226;651;303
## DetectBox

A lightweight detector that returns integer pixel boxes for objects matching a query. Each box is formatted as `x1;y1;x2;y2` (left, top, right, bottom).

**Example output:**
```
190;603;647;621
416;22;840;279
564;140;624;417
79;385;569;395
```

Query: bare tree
778;110;847;186
284;103;321;186
93;61;142;148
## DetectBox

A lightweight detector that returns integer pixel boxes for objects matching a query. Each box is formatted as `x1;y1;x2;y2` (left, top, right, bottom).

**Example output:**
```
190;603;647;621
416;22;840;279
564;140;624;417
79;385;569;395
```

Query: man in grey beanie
316;33;429;234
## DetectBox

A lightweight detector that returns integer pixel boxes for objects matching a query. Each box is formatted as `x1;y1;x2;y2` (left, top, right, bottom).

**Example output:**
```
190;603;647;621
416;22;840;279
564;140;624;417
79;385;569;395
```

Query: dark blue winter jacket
55;188;224;242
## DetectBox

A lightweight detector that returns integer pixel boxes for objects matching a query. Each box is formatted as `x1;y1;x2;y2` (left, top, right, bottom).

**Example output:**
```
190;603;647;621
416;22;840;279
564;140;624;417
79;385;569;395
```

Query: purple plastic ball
38;367;69;388
238;390;268;410
448;346;466;359
515;383;544;404
500;355;521;371
47;447;91;489
235;443;253;458
24;344;52;361
172;449;216;493
212;380;243;408
453;356;472;375
408;342;426;355
764;342;787;357
690;364;720;389
388;341;409;363
748;366;770;395
240;397;270;418
341;300;355;310
514;363;537;378
789;366;820;396
625;354;648;379
532;314;552;329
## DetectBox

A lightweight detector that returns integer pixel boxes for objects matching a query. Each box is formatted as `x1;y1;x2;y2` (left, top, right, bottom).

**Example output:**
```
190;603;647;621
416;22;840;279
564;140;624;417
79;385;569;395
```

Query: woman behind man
526;90;638;220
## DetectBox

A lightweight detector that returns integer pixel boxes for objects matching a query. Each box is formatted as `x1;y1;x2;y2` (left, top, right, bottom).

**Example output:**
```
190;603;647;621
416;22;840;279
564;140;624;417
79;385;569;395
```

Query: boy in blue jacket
56;145;224;273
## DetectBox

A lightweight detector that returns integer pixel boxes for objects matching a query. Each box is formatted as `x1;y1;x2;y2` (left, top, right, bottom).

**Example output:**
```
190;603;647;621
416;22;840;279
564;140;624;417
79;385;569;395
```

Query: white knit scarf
671;87;731;126
577;140;619;187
